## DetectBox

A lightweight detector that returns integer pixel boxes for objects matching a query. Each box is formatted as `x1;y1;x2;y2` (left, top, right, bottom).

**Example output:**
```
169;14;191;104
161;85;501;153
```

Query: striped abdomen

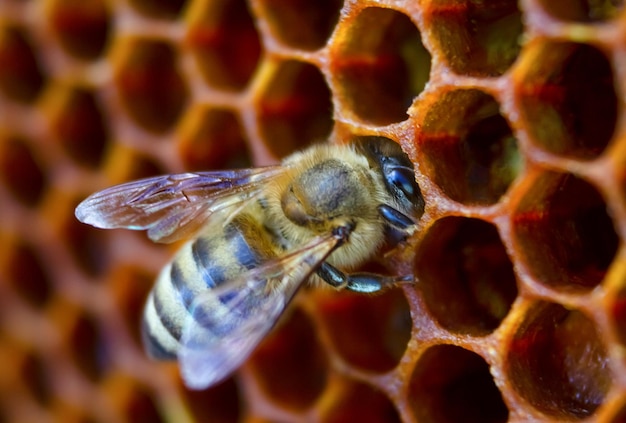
142;212;280;359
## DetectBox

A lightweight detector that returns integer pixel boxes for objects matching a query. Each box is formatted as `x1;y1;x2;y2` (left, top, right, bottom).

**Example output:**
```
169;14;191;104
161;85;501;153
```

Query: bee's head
359;137;425;222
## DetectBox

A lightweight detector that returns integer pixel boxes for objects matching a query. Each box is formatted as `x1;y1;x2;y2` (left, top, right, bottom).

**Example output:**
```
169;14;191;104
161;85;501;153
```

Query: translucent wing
178;234;340;390
75;166;283;243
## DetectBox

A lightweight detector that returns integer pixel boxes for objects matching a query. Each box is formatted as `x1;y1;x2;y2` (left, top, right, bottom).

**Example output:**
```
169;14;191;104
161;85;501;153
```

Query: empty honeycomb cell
177;106;250;171
321;380;400;423
185;0;261;92
537;0;623;21
45;85;109;168
2;240;52;309
47;0;110;60
57;307;110;382
314;287;411;373
426;0;523;77
58;197;110;277
104;375;164;423
128;0;187;19
108;266;155;348
515;41;616;160
181;377;240;423
248;308;327;411
0;25;46;103
257;0;342;50
507;301;611;419
113;38;188;134
256;60;332;158
512;171;618;291
409;345;508;423
0;135;46;207
19;350;52;407
414;217;518;336
331;7;430;125
416;89;521;205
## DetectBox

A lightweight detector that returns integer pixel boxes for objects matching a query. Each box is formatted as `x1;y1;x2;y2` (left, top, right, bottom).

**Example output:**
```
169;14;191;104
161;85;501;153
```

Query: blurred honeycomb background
1;0;626;421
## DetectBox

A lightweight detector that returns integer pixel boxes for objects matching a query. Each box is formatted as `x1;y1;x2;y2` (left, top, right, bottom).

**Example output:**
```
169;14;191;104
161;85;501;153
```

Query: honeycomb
0;0;625;421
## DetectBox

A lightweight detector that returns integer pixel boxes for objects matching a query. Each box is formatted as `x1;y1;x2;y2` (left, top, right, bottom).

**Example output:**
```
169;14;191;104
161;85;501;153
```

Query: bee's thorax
280;158;371;230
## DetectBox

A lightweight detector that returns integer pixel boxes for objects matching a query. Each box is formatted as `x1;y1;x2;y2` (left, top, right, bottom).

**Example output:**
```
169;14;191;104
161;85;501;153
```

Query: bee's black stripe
141;314;177;360
225;222;264;270
153;288;183;341
170;262;195;309
157;218;272;350
192;237;227;287
191;301;239;338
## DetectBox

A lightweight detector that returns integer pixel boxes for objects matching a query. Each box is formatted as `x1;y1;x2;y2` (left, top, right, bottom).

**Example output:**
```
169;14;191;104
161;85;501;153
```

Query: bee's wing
75;166;284;243
178;234;339;390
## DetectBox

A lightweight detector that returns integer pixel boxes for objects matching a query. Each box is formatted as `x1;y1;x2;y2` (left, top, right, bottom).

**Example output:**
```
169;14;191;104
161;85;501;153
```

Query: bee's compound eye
383;160;424;217
389;166;417;199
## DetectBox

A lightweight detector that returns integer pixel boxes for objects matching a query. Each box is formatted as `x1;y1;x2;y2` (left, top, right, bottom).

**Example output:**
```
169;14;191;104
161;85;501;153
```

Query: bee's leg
316;262;412;294
378;205;414;231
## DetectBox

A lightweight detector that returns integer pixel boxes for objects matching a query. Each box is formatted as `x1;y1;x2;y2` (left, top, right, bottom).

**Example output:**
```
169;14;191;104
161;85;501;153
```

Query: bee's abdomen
142;213;279;359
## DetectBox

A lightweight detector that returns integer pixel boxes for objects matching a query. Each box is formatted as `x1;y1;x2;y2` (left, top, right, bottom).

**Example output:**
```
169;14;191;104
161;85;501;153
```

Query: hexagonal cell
47;0;111;60
104;375;164;422
257;0;342;50
108;265;155;349
45;85;109;168
185;0;261;92
128;0;187;19
0;342;50;408
57;308;110;382
538;0;623;21
425;0;522;77
507;302;611;419
416;89;521;205
321;380;400;423
330;7;430;125
2;240;52;309
512;171;618;292
515;41;616;160
65;226;109;277
248;308;327;411
19;350;52;407
113;38;188;134
256;60;333;158
181;377;241;423
409;345;508;423
315;287;411;373
56;195;111;277
0;135;46;207
176;107;250;171
415;217;518;336
0;25;46;103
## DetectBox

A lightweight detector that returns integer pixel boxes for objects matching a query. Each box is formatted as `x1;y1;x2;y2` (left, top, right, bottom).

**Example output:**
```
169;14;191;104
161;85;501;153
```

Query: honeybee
75;137;424;389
